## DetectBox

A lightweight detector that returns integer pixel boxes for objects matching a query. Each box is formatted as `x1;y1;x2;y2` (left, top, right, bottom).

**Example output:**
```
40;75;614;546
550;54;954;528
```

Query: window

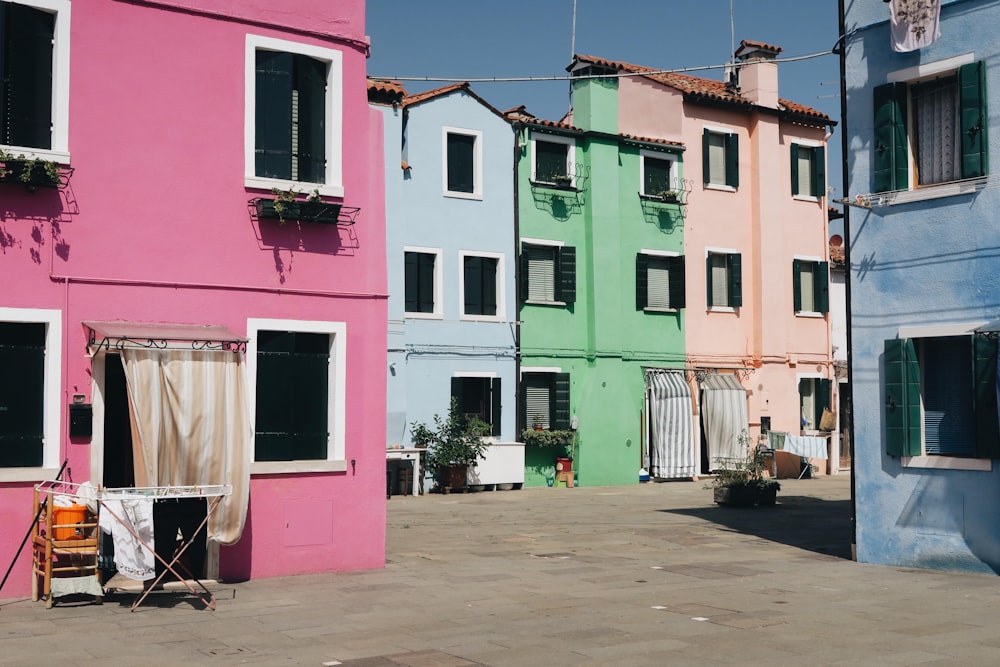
0;308;61;480
641;151;678;197
702;128;739;188
404;248;442;317
452;376;501;436
884;334;999;460
520;371;570;430
520;242;576;305
706;251;742;309
461;253;503;320
0;0;70;158
247;318;346;471
874;59;987;193
791;144;825;198
793;259;829;314
444;128;481;198
246;35;343;196
798;377;831;432
531;135;576;187
636;252;685;311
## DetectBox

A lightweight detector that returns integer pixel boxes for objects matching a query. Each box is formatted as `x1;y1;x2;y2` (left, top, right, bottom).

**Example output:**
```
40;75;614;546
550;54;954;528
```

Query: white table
386;448;424;496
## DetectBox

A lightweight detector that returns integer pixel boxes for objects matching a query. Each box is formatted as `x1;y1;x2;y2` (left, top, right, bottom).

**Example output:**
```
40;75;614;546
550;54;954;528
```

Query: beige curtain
120;349;251;545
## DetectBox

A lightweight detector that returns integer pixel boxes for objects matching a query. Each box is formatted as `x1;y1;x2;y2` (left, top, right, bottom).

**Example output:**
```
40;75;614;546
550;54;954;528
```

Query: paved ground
4;475;1000;666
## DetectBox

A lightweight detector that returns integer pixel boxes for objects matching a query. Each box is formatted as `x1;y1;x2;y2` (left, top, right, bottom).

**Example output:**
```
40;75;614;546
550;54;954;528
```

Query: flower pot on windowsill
0;159;62;191
255;198;342;225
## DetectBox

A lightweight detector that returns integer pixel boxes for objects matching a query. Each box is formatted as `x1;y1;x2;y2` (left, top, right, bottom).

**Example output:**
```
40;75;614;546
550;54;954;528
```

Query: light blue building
843;0;1000;572
370;80;517;486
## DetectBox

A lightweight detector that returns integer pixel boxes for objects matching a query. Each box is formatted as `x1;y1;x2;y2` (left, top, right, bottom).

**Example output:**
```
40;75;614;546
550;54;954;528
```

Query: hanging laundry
890;0;941;52
100;498;155;581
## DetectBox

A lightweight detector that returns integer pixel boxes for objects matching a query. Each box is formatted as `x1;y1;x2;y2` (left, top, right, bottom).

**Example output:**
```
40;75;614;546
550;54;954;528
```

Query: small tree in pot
411;398;491;492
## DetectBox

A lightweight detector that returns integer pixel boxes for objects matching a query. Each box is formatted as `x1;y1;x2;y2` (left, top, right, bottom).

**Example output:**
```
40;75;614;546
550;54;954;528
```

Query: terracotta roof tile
736;39;783;56
573;54;833;125
401;82;468;107
367;78;407;105
620;133;684;149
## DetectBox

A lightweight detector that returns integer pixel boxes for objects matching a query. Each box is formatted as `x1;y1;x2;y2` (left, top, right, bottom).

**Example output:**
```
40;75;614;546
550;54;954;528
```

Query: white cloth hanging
100;498;155;581
647;372;697;479
890;0;941;52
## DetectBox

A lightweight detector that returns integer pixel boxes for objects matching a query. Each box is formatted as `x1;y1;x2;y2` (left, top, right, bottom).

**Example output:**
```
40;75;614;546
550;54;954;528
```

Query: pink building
0;0;386;599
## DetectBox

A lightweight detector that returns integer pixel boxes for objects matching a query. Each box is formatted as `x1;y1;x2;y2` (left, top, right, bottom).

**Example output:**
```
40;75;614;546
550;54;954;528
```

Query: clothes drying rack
35;480;231;611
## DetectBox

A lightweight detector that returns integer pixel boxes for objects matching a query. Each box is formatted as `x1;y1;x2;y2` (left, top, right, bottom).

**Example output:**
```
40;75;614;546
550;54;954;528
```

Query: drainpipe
512;121;523;438
836;0;857;561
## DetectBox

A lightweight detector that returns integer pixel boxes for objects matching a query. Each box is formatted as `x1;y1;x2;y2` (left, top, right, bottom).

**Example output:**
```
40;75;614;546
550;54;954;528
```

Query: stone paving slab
4;477;1000;665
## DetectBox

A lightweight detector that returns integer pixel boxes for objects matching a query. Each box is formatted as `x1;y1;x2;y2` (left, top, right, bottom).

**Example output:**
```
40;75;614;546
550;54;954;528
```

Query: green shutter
885;338;921;457
491;377;502;437
818;378;832;411
668;255;686;309
255;50;294;180
553;373;571;430
790;143;800;196
448;133;475;193
404;252;418;312
519;249;529;302
813;146;826;198
0;323;45;467
959;61;988;180
294;54;327;183
558;246;576;304
727;253;742;308
636;253;648;310
483;257;497;316
792;259;803;312
972;335;1000;458
464;256;483;315
705;254;713;307
418;253;435;312
1;3;55;149
873;82;908;193
451;376;462;406
702;129;711;184
816;261;830;313
725;132;739;187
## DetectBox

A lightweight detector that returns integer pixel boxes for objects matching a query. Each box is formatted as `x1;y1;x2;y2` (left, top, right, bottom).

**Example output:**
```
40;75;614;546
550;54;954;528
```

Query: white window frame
459;250;505;322
521;239;564;306
639;248;680;313
246;318;347;474
453;371;498;441
796;373;824;434
705;245;739;312
442;126;482;200
792;138;823;202
244;34;344;197
895;321;992;471
794;254;825;317
530;133;577;187
0;307;62;482
703;125;736;192
404;246;444;319
0;0;72;163
639;150;679;196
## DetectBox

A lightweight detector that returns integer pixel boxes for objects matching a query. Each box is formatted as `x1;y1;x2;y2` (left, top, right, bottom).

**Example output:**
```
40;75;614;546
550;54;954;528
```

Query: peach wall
0;0;386;598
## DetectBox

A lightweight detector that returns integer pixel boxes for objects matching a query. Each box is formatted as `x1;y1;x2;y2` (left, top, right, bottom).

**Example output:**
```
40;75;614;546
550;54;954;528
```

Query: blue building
844;0;1000;572
370;80;518;487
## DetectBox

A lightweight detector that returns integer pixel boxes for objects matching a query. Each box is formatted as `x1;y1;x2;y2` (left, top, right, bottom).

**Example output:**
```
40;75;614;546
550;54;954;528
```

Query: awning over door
84;321;247;353
700;373;749;469
647;371;696;479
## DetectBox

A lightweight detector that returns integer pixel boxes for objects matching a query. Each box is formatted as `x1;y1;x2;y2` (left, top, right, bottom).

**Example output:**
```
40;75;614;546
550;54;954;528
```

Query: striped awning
647;371;696;479
700;373;749;468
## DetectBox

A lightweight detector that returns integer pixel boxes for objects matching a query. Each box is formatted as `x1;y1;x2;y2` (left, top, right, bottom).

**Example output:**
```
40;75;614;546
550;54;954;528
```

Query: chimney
734;39;781;109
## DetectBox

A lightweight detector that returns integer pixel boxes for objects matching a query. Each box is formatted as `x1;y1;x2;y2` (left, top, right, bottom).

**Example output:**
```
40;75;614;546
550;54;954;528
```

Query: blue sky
366;0;843;198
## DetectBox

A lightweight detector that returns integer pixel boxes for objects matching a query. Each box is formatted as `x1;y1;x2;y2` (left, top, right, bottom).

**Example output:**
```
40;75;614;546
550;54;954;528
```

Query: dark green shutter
816;261;829;313
451;376;462;408
1;3;54;149
705;254;714;307
959;61;988;180
818;379;832;411
813;146;826;198
0;323;45;467
553;373;571;430
558;246;576;304
790;144;800;196
972;335;1000;458
490;377;502;436
419;253;435;312
668;255;686;309
519;250;529;301
255;51;294;180
483;257;497;316
702;129;711;184
725;132;739;187
636;253;648;310
792;259;803;312
885;338;921;457
295;55;327;183
448;133;475;193
464;256;482;315
727;253;742;308
404;252;418;312
873;82;908;193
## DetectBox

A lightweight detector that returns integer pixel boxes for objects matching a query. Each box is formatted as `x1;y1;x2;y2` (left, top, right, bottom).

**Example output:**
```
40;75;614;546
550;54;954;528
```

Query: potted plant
0;150;62;191
256;187;342;225
532;414;544;431
550;174;574;188
657;189;680;204
521;427;576;485
708;433;779;507
410;398;491;493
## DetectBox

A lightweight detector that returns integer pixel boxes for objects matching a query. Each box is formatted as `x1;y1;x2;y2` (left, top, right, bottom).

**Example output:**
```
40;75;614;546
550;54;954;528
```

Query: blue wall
381;90;516;452
845;0;1000;572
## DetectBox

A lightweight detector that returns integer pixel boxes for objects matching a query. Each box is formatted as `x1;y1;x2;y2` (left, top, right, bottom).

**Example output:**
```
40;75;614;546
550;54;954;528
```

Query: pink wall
0;0;386;598
618;75;833;442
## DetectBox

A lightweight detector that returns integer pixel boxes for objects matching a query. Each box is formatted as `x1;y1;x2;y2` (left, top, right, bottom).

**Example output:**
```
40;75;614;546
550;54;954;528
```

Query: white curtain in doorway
120;349;251;545
701;374;749;469
647;371;696;479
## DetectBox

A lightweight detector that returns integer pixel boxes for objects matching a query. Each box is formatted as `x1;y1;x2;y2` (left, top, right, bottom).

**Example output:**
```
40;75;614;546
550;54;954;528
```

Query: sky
366;0;844;199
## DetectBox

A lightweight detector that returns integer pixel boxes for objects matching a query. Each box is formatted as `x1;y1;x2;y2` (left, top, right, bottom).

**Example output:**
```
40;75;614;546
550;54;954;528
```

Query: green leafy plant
0;149;61;190
707;431;779;493
410;398;491;475
520;428;575;454
267;187;331;225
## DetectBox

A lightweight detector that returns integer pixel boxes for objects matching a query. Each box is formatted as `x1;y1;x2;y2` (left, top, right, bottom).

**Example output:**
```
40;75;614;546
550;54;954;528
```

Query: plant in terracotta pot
411;398;491;493
708;432;779;507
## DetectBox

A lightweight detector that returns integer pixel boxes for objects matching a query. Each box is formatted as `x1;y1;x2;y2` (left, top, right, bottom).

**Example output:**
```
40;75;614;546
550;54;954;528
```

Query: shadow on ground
661;496;853;559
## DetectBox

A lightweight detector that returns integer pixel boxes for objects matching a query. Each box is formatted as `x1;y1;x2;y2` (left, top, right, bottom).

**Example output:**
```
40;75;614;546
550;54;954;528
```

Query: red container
555;457;573;473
